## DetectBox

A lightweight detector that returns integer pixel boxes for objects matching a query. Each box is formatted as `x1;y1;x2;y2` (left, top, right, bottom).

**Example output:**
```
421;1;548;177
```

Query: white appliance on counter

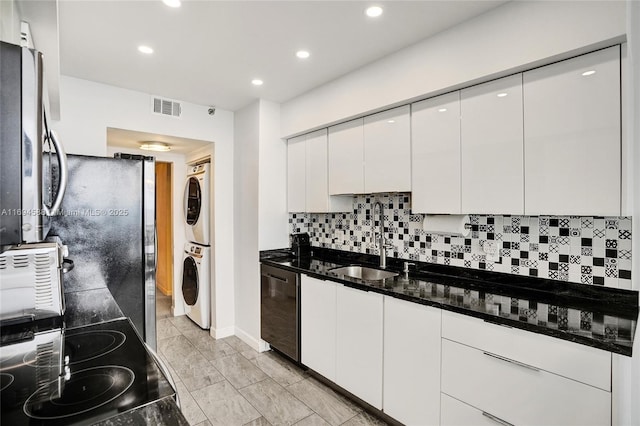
0;238;72;324
181;242;210;329
183;163;210;246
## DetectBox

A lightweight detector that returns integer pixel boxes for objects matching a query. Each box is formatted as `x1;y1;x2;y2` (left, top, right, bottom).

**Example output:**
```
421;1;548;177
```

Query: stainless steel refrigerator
50;153;157;349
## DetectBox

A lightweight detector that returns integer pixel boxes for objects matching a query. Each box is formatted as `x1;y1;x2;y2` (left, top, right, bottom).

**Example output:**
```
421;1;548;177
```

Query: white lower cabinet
441;393;502;426
441;338;611;426
301;281;613;426
383;296;441;426
441;311;612;426
336;285;384;409
300;275;337;381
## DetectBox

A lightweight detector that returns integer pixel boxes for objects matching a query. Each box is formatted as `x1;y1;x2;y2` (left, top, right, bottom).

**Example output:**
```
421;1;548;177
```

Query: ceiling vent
151;96;182;118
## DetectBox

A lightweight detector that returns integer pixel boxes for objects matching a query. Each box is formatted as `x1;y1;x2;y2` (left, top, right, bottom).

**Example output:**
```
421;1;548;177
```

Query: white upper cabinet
461;74;524;214
411;92;461;214
287;130;351;213
523;46;621;216
306;129;331;212
328;118;365;195
287;134;306;212
363;106;411;193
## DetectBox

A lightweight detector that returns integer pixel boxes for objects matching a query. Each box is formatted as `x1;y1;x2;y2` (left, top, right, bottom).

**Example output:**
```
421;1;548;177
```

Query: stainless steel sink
330;265;398;281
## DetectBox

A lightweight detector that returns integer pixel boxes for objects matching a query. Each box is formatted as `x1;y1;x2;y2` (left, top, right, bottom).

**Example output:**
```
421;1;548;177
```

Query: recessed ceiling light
366;6;383;17
296;50;310;59
582;70;596;76
138;45;154;54
252;79;264;86
387;120;395;123
140;142;171;152
438;108;448;113
162;0;181;7
497;92;508;98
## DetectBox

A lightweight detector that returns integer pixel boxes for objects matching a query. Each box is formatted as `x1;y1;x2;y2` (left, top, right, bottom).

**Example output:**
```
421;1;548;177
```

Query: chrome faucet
373;201;394;269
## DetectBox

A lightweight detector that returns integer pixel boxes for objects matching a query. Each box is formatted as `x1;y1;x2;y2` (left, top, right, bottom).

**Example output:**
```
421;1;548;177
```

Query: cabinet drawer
441;339;611;426
441;311;611;390
441;393;507;426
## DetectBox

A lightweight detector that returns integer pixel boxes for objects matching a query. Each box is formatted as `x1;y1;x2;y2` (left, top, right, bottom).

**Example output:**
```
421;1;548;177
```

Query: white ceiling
106;127;211;154
58;0;507;113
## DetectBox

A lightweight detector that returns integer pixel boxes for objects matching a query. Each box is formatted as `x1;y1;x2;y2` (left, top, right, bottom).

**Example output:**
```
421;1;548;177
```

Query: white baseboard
210;325;234;339
234;326;270;352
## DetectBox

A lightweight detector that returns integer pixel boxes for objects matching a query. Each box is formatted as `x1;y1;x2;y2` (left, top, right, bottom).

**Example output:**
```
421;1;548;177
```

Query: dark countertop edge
261;250;636;357
92;396;186;426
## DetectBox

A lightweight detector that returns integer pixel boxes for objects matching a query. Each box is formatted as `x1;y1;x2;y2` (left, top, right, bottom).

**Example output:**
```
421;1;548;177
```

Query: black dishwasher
260;263;300;362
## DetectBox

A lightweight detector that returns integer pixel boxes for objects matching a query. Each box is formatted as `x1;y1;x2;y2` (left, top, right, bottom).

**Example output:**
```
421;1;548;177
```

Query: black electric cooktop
0;318;174;425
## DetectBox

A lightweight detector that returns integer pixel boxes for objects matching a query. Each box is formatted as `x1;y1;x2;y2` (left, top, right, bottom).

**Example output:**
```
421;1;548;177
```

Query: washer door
184;177;201;226
182;256;199;306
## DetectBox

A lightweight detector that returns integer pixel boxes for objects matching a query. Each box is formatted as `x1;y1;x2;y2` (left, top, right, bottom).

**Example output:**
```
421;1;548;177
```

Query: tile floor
155;309;389;426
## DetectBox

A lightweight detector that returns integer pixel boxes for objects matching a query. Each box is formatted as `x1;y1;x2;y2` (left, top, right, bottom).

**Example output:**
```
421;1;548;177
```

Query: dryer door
184;177;201;226
182;256;199;306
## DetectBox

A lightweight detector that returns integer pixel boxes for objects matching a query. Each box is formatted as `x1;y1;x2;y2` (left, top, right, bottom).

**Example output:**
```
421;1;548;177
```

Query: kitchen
1;0;640;425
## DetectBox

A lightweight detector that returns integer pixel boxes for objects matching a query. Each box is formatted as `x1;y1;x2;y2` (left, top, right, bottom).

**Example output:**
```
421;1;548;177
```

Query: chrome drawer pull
482;351;540;372
482;411;515;426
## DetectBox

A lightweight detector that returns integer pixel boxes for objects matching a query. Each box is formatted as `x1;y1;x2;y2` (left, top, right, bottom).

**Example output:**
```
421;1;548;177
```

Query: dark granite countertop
261;247;639;356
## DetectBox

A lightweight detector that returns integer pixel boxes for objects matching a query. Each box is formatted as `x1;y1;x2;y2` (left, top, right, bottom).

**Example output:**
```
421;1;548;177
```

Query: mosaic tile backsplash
289;193;633;289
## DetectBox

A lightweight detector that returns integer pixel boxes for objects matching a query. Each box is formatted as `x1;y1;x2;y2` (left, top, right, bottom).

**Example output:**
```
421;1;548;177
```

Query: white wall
106;147;189;317
0;0;21;44
258;100;288;250
281;0;626;137
234;100;261;348
52;76;236;338
234;99;288;351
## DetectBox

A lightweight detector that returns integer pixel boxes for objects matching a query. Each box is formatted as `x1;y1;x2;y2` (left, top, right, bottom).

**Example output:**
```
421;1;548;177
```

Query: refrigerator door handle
43;130;68;217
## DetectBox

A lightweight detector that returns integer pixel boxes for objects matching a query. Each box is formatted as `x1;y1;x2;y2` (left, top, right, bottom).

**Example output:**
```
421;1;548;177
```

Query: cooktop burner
24;365;135;420
0;373;14;391
64;330;127;364
0;318;174;425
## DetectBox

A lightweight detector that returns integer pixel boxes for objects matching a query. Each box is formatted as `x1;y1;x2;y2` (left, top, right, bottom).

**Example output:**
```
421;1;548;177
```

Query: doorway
156;161;173;319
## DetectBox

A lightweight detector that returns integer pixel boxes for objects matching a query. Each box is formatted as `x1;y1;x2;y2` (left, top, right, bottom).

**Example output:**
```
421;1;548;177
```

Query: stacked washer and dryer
181;163;211;329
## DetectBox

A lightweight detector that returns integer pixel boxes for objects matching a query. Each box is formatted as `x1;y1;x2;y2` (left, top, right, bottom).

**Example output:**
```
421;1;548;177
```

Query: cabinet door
328;118;364;195
305;129;330;212
336;286;383;409
441;338;611;426
301;275;337;381
441;393;501;426
287;135;306;212
461;74;524;214
411;92;461;213
524;46;621;215
383;296;441;426
363;106;411;193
